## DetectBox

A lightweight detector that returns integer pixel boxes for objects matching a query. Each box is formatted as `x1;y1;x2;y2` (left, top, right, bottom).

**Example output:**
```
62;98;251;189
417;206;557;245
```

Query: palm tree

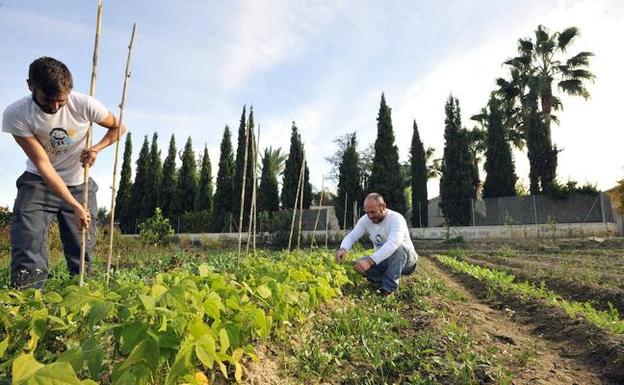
497;25;594;194
257;147;286;214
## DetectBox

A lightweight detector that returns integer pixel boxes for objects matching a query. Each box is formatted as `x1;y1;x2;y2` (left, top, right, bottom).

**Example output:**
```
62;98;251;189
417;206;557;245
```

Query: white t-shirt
340;208;418;264
2;92;109;186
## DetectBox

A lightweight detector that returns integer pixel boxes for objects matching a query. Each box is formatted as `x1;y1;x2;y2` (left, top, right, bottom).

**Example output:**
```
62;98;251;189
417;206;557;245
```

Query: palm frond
567;51;594;67
550;96;562;111
568;69;595;81
535;25;550;46
518;38;534;55
558;79;590;99
557;27;579;50
550;114;560;125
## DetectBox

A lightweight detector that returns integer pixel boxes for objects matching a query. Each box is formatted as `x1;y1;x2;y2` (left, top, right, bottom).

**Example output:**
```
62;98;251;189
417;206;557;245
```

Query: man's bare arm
80;112;128;167
13;135;90;229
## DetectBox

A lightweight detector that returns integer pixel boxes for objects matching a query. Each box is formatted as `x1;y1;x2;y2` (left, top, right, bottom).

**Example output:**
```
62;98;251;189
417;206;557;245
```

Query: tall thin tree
410;120;428;227
212;126;235;232
369;93;406;213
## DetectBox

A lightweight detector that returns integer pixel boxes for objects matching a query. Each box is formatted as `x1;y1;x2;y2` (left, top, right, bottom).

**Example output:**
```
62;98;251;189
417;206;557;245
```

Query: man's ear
26;79;34;92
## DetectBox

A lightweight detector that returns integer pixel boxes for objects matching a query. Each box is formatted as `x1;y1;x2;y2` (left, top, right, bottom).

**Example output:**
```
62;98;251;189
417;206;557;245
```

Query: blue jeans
10;172;98;289
365;245;417;292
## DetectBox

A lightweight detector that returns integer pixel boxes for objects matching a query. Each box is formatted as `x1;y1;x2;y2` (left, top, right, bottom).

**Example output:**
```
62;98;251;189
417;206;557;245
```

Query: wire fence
421;193;614;227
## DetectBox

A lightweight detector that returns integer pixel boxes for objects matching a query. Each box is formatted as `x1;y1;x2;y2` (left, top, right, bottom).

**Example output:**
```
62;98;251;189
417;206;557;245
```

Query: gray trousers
365;245;417;293
10;171;97;289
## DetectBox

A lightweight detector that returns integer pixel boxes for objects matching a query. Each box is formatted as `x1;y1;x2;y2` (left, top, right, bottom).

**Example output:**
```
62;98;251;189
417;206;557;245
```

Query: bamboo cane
106;23;136;286
287;153;305;252
296;155;306;249
343;192;348;236
236;117;250;264
310;176;325;248
253;126;260;253
79;0;103;287
246;126;258;255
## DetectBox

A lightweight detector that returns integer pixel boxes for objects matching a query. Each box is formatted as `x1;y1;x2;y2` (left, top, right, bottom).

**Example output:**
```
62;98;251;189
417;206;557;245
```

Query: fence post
532;195;538;224
599;193;606;223
418;201;422;228
471;198;476;226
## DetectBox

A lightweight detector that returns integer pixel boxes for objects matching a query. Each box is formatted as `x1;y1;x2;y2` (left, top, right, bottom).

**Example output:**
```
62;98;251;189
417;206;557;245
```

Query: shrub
138;207;175;245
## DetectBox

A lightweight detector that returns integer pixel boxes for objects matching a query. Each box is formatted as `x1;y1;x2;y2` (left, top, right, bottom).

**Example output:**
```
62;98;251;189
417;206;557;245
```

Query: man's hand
354;256;375;273
72;204;92;230
335;248;347;262
80;147;99;167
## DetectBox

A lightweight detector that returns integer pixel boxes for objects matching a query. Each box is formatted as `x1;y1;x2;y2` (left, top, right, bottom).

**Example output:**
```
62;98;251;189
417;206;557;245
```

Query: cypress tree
212;126;235;232
128;136;151;231
160;135;178;219
232;106;255;228
115;132;133;233
281;121;312;209
368;93;406;214
145;132;162;217
439;95;475;226
197;145;213;214
483;94;517;198
257;148;280;214
410;120;428;227
176;137;198;215
336;133;363;229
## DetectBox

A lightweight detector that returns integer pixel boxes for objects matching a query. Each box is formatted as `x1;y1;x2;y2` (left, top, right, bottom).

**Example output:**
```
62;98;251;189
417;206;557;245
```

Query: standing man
2;57;127;288
336;193;417;295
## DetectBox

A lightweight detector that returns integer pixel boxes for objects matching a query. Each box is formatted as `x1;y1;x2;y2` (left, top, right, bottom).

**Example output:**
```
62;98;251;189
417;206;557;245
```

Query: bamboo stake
106;23;136;286
296;155;306;249
246;126;259;255
310;176;325;248
236;116;250;264
253;126;260;253
79;0;103;287
287;153;305;252
343;192;348;236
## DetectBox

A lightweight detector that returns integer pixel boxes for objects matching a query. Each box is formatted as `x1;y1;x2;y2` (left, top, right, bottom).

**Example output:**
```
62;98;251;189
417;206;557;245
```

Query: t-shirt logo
47;127;73;155
374;233;385;248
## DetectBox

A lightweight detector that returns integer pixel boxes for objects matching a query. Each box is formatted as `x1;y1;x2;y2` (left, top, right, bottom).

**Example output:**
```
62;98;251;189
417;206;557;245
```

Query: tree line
114;24;597;232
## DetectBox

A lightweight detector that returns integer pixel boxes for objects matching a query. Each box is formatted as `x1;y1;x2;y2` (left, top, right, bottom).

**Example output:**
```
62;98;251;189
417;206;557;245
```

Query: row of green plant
285;267;512;385
436;255;624;334
0;250;351;384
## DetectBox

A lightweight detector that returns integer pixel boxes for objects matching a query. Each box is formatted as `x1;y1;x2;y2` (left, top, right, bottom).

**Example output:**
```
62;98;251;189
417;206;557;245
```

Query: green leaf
165;342;193;385
121;322;147;354
231;348;244;363
138;294;156;312
218;361;228;379
225;295;239;310
195;344;214;369
12;353;43;385
58;348;83;373
0;335;8;358
150;284;167;299
87;301;111;326
197;264;212;277
234;362;243;382
82;337;103;378
28;362;83;385
196;335;216;366
219;328;230;353
43;291;63;304
256;285;272;299
203;291;223;320
188;318;210;340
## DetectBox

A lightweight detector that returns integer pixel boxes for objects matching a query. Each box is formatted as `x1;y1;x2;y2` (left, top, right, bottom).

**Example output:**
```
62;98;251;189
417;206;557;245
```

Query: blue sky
0;0;622;210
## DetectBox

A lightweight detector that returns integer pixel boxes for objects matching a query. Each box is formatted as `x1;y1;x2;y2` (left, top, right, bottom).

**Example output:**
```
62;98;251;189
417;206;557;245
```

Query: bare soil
428;257;624;384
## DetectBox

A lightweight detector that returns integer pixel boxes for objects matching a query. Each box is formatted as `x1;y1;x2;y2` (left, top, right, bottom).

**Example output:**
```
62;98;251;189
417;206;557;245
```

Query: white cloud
220;0;346;90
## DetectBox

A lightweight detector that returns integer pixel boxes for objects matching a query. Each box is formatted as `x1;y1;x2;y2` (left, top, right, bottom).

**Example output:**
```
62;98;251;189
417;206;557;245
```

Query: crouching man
335;193;418;295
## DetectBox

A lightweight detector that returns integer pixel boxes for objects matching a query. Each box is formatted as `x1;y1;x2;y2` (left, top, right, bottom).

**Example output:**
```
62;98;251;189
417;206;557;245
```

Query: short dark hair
28;57;73;95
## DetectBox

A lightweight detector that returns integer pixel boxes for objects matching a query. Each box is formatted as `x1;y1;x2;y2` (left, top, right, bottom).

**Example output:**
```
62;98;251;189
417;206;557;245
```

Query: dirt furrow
421;258;621;385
